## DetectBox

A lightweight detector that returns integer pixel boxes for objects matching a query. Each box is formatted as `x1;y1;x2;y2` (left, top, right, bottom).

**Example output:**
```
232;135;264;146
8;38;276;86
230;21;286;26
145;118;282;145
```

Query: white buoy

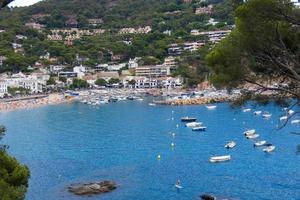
171;142;175;147
157;155;161;160
176;124;179;128
172;133;176;137
172;110;174;113
171;117;174;121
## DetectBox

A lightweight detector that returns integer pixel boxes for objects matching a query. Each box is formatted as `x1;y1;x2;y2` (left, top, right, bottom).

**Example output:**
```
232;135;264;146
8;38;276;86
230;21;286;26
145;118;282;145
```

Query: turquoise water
1;101;300;200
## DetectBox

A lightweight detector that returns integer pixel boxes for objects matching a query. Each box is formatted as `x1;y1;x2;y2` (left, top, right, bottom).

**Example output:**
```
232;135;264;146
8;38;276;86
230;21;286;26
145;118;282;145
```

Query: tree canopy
206;0;300;100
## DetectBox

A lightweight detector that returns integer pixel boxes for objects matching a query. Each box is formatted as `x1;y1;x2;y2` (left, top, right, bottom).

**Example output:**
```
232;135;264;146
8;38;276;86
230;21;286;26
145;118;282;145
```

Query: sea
1;100;299;200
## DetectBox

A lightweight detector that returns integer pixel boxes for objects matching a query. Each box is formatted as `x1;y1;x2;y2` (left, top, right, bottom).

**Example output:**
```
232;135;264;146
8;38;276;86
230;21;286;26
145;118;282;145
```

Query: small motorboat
291;119;300;124
263;145;275;153
206;105;217;110
244;129;256;136
175;184;183;189
225;141;236;149
254;140;267;147
148;103;156;106
246;134;260;139
192;126;207;131
254;111;262;115
185;122;203;127
280;116;288;121
181;117;197;122
242;108;251;112
209;155;231;163
288;110;295;115
262;112;272;118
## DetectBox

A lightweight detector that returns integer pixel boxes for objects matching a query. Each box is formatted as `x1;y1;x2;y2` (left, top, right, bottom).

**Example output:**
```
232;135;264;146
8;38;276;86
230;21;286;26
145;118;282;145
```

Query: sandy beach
0;93;68;113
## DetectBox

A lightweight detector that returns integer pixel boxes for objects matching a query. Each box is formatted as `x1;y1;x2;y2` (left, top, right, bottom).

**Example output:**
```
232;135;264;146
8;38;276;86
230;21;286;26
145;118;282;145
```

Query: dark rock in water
200;194;217;200
68;180;116;196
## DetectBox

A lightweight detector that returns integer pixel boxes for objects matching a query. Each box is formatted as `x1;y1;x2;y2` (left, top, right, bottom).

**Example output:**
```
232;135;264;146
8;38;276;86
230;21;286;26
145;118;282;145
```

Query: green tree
206;0;300;100
95;78;107;86
0;126;30;200
108;78;120;84
70;78;89;89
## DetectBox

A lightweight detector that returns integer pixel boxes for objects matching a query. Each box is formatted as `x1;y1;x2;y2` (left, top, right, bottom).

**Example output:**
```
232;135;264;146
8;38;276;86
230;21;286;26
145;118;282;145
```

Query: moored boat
181;117;197;122
291;119;300;124
206;105;217;110
263;145;275;153
254;111;262;115
209;155;231;163
246;134;260;139
192;126;207;131
225;141;236;149
254;140;267;147
262;112;272;118
185;122;203;127
280;116;288;121
242;108;251;112
244;129;256;136
148;103;156;106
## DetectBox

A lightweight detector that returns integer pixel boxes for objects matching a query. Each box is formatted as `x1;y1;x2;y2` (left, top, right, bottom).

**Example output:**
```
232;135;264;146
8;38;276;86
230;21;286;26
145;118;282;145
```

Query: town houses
191;30;231;44
118;26;152;34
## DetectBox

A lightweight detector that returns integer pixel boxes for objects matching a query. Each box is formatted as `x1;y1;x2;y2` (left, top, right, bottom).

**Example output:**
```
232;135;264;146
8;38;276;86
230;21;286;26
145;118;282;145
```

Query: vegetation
7;87;30;96
0;0;235;84
206;0;300;100
0;125;30;200
95;78;107;86
69;78;89;89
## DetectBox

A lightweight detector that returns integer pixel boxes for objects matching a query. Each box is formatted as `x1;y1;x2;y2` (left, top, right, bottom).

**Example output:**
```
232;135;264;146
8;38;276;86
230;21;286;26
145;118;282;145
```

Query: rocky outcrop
68;180;116;196
200;194;217;200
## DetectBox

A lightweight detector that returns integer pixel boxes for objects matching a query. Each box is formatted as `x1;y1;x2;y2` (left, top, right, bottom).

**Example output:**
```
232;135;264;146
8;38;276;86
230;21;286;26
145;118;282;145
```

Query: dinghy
225;141;236;149
244;129;256;136
254;111;262;115
209;155;231;163
262;112;272;118
254;140;267;147
246;134;260;139
263;145;275;153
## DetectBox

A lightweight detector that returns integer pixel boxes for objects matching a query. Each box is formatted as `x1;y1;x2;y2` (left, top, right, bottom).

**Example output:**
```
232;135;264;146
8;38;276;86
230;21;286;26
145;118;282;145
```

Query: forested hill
0;0;234;85
1;0;234;29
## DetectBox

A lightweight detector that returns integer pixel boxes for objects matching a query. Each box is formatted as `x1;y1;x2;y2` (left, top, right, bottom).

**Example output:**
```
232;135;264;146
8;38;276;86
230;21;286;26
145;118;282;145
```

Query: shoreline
0;93;69;113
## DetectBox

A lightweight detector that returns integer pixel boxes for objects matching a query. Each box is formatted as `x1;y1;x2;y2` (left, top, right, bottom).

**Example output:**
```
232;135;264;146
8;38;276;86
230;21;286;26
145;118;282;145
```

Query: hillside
0;0;234;86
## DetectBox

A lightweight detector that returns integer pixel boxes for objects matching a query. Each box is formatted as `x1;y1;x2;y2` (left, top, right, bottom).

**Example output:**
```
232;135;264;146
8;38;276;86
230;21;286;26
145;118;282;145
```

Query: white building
5;72;46;93
0;80;8;97
49;65;66;74
107;63;126;71
291;0;300;7
73;65;86;78
128;57;140;69
135;65;171;77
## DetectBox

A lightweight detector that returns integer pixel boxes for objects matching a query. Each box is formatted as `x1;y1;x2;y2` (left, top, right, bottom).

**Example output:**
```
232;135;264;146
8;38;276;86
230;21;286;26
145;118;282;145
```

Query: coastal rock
68;180;116;196
200;194;217;200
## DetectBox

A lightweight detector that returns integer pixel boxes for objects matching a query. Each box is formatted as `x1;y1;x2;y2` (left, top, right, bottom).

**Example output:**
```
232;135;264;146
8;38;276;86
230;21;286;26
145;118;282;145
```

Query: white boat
148;103;156;106
206;105;217;110
254;140;267;147
254;111;262;115
288;110;295;115
137;98;143;101
242;108;251;112
192;126;207;131
262;112;272;118
185;122;203;127
244;129;256;136
246;134;260;139
291;119;300;124
263;145;275;153
280;116;288;121
175;184;183;189
225;141;236;149
209;155;231;163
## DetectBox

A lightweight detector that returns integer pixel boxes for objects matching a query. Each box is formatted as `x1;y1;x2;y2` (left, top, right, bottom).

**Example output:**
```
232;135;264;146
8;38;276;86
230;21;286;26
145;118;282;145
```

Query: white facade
128;58;140;69
73;65;86;78
0;80;8;97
